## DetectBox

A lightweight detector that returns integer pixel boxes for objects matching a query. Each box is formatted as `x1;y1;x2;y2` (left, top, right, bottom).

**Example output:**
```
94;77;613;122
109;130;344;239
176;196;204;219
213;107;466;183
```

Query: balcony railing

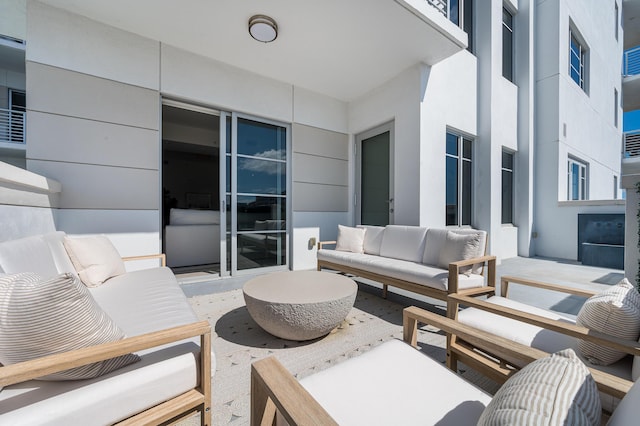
624;131;640;158
0;108;25;145
623;46;640;76
428;0;447;17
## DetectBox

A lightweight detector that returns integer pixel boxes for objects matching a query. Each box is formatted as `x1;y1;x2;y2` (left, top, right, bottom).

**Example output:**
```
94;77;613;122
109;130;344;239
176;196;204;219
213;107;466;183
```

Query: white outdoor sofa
165;208;220;267
251;306;636;425
317;225;496;302
0;231;212;425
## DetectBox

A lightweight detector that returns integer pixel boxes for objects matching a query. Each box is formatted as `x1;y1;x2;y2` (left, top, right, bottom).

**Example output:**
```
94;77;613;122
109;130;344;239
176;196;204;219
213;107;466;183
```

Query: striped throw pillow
478;349;601;426
576;278;640;365
0;272;139;380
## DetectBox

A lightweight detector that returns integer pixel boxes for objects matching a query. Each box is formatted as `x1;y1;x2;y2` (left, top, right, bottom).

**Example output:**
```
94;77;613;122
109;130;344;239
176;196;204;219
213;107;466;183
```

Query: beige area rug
186;286;499;426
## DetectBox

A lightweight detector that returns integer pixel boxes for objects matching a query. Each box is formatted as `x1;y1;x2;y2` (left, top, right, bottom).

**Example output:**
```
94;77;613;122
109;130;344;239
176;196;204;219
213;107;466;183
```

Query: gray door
357;124;393;226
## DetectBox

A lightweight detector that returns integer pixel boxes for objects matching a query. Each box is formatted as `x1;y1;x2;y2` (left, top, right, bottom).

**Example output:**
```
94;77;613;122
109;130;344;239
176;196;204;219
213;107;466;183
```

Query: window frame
446;131;474;227
501;150;514;224
569;26;588;92
502;7;514;82
567;157;588;201
615;2;619;41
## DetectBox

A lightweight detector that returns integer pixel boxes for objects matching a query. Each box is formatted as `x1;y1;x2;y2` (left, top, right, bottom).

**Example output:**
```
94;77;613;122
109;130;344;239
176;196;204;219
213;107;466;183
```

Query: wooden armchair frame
0;320;212;425
251;306;630;426
317;240;496;302
445;275;638;400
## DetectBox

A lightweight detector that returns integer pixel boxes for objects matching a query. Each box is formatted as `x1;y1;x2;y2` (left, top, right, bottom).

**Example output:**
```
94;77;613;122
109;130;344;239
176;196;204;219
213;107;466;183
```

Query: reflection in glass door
223;114;289;274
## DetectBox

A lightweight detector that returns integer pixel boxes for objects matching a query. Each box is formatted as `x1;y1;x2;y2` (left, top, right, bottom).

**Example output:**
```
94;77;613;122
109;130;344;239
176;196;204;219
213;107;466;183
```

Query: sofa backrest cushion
0;272;140;380
477;349;600;426
423;228;487;274
64;235;127;288
379;225;427;263
335;225;366;253
0;232;75;278
357;225;385;255
170;208;219;225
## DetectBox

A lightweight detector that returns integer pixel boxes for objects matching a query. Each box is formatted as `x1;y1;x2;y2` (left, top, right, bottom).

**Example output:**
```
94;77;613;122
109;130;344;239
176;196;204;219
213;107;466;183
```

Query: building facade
0;0;626;281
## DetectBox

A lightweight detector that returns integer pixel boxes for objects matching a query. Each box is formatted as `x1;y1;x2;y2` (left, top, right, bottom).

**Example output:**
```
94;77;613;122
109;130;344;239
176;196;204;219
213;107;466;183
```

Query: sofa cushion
317;250;485;291
477;349;600;426
438;231;483;274
379;225;427;262
335;225;366;253
0;272;139;380
424;228;486;274
0;231;75;278
357;225;385;255
576;278;640;366
170;208;219;225
64;235;126;287
300;339;491;425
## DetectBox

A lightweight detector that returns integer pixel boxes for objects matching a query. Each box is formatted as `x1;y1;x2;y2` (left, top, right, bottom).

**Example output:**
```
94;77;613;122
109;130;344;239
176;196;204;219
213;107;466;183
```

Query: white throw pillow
438;231;482;274
477;349;600;426
64;235;126;287
0;272;139;380
335;225;366;253
576;278;640;366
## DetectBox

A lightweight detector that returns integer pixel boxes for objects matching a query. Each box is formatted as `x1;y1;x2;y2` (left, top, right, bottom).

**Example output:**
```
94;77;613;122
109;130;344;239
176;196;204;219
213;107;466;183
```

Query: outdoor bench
0;231;212;425
317;224;496;302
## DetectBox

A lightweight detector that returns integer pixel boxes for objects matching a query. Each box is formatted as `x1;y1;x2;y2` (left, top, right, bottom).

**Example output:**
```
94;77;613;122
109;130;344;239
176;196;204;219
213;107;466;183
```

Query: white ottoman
243;271;357;341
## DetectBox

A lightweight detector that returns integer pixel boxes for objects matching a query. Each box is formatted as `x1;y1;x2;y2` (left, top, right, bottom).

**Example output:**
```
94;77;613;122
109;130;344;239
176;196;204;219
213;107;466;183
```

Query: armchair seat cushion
299;339;492;425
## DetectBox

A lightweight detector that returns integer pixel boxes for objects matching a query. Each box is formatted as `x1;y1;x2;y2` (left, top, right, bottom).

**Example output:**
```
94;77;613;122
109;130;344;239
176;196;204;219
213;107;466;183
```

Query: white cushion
608;375;640;426
64;235;126;287
477;349;601;425
438;231;483;274
424;228;486;274
300;339;491;425
357;225;385;255
576;278;640;366
317;250;485;291
0;232;74;278
0;272;139;380
169;208;219;225
379;225;427;262
335;225;366;253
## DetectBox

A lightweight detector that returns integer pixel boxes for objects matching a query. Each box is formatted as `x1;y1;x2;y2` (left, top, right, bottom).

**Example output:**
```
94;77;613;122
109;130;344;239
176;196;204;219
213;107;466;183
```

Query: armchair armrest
449;294;640;359
500;275;597;298
404;306;633;400
447;255;497;294
122;253;166;267
0;320;210;387
317;240;337;250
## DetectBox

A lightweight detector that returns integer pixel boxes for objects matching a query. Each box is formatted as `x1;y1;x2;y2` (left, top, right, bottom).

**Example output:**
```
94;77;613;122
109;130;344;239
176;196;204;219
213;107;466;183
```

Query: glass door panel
224;114;289;274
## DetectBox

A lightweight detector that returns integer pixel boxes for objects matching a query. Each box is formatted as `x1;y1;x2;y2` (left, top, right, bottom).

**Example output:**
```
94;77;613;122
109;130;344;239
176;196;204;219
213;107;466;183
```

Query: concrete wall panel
28;111;159;169
293;182;348;212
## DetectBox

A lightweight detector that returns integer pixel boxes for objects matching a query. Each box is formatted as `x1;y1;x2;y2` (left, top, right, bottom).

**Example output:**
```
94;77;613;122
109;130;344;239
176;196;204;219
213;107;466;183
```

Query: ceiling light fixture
248;15;278;43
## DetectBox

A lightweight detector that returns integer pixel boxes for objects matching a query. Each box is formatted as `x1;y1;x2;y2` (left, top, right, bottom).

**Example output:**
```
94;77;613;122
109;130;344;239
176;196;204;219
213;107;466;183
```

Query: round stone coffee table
243;271;357;341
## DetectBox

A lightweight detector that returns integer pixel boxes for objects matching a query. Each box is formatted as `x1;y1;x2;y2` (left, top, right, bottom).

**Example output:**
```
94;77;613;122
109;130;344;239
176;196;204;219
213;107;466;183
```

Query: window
614;88;619;127
501;151;514;224
567;157;588;200
569;28;587;91
446;132;473;226
8;89;25;143
502;8;514;81
445;0;474;53
614;175;618;199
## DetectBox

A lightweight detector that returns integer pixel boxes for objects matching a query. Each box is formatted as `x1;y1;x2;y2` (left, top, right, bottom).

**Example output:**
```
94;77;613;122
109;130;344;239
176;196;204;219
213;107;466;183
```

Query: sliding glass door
221;113;289;275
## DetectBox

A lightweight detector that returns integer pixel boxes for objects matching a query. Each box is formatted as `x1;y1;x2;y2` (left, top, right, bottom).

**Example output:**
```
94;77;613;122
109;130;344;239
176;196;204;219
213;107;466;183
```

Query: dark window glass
462;158;472;225
237;118;286;159
445;132;473;226
464;0;473;52
449;0;459;26
502;8;514;81
501;152;514;224
446;155;459;226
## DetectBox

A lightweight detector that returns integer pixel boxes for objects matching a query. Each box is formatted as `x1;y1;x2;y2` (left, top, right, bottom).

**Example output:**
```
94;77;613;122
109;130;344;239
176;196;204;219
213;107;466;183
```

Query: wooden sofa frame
445;275;639;402
317;240;496;302
0;321;212;425
0;253;212;426
251;306;631;425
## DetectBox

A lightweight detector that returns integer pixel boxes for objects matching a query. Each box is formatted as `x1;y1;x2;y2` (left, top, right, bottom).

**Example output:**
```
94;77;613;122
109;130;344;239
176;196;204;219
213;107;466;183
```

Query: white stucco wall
534;0;624;260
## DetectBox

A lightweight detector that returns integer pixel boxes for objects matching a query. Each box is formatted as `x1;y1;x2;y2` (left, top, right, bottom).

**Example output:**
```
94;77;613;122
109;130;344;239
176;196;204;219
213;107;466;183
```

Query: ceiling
37;0;465;102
